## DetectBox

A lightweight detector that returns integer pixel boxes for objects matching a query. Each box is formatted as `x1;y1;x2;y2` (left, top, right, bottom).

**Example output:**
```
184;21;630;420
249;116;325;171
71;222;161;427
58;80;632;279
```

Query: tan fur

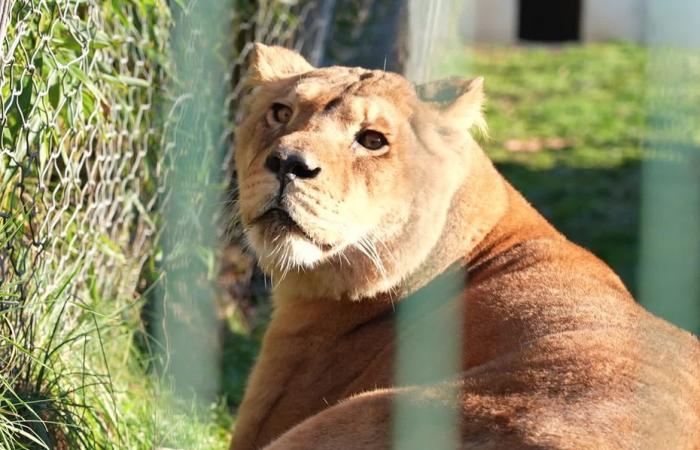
230;44;700;450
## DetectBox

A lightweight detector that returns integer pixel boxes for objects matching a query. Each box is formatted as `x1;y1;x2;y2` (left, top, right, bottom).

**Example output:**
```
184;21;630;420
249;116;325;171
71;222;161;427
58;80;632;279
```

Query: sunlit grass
0;254;235;449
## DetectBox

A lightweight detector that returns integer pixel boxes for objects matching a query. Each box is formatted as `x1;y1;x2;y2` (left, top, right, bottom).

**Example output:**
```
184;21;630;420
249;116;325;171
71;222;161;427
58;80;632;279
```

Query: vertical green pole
155;0;231;437
394;2;466;449
393;270;464;450
638;1;700;336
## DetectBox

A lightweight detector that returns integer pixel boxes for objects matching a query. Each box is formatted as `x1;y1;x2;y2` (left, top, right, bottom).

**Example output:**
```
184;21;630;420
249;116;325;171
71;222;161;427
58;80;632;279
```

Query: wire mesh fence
1;0;170;446
0;0;319;447
1;1;171;299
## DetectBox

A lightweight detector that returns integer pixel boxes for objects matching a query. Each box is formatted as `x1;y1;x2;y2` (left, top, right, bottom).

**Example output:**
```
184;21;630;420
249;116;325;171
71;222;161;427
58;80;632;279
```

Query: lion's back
461;236;700;448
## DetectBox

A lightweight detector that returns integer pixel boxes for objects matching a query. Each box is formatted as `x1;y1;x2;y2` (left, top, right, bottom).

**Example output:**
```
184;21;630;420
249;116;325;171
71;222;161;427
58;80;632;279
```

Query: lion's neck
398;151;510;296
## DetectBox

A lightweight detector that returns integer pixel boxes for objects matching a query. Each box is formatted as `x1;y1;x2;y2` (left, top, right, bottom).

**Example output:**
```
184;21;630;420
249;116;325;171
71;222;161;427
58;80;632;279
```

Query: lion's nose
265;151;321;181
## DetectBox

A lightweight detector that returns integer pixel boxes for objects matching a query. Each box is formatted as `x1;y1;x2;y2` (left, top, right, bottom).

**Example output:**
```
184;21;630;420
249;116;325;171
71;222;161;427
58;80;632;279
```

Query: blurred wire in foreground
394;1;466;449
638;1;700;336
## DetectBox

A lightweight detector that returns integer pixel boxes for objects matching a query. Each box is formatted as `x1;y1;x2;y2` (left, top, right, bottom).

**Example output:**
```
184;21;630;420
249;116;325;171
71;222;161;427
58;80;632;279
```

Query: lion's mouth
254;207;302;233
252;207;334;252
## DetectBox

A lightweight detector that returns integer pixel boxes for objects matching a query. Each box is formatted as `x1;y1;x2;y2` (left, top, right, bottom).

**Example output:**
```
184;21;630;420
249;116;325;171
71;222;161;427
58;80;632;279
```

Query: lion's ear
445;76;487;135
249;43;314;84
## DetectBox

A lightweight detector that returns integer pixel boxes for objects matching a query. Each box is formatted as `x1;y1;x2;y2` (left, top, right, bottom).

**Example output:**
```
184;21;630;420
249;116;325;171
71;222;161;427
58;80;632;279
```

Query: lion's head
236;44;498;300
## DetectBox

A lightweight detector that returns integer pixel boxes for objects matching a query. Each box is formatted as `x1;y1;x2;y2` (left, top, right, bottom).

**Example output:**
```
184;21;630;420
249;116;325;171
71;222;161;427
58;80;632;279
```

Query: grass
0;251;233;449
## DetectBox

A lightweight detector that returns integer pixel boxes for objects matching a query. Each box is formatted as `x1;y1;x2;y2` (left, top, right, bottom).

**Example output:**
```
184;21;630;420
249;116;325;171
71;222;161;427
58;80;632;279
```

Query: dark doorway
518;0;582;42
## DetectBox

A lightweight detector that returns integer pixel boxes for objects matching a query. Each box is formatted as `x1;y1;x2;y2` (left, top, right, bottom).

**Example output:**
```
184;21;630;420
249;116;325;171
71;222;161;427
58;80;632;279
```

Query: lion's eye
270;103;293;124
357;130;388;151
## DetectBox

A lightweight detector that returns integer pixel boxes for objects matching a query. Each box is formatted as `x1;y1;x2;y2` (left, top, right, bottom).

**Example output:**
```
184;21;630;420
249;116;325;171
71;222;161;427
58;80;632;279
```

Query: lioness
230;44;700;450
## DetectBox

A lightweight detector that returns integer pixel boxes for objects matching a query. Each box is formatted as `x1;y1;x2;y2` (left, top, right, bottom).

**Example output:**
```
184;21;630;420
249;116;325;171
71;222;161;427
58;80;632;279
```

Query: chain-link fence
0;0;320;447
1;1;170;446
1;0;165;315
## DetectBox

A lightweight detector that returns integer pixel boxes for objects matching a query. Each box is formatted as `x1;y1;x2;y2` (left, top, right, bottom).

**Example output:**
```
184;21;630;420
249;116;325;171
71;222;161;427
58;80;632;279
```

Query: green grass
0;255;233;449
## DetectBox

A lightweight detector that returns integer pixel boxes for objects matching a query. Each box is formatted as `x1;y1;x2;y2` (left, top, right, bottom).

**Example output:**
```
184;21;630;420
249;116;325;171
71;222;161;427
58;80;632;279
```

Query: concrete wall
463;0;518;44
582;0;645;42
461;0;647;44
646;0;700;47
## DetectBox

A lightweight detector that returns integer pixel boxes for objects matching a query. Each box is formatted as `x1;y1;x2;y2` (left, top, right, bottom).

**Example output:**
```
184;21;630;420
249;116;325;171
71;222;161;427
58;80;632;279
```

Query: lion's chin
247;206;340;271
282;235;326;268
249;226;326;271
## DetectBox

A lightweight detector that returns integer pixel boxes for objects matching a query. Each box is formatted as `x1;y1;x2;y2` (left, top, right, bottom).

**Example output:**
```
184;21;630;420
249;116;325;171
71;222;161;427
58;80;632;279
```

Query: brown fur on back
230;44;700;450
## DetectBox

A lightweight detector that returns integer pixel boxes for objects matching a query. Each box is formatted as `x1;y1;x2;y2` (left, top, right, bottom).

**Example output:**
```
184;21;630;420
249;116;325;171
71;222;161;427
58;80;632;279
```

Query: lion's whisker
370;231;398;269
355;236;387;279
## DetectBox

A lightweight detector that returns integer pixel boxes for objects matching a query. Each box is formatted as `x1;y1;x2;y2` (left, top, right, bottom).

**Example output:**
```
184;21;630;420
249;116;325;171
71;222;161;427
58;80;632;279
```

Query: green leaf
48;83;61;110
17;76;34;118
67;64;108;106
101;73;151;88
